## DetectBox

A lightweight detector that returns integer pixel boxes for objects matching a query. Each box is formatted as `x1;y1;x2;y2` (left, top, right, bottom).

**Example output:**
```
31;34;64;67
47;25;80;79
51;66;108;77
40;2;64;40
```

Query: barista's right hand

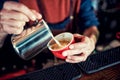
0;1;42;34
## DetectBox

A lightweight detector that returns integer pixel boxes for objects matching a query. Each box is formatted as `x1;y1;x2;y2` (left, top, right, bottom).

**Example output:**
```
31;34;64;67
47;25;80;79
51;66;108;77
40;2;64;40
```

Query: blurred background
95;0;120;51
0;0;120;79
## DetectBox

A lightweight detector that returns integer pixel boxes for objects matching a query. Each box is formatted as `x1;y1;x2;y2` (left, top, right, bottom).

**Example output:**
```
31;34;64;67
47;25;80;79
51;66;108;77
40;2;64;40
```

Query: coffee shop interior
0;0;120;80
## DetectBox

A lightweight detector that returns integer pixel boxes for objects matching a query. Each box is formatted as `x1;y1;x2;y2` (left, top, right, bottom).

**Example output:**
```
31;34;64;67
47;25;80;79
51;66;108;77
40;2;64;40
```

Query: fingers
63;49;89;63
69;42;88;50
3;1;36;21
31;10;42;19
1;1;42;21
0;9;29;22
0;1;42;35
0;18;25;34
62;48;88;63
0;16;25;34
70;34;90;49
73;34;85;42
62;33;95;63
2;24;23;34
66;53;88;63
1;19;26;28
73;33;82;37
62;49;84;56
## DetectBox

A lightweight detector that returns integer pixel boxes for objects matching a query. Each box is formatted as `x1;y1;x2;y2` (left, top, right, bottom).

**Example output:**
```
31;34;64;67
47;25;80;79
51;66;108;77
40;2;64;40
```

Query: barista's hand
62;34;95;63
0;1;41;34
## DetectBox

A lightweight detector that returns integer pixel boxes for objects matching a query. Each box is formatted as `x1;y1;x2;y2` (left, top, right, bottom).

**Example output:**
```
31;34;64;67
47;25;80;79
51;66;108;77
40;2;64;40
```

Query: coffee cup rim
47;32;74;51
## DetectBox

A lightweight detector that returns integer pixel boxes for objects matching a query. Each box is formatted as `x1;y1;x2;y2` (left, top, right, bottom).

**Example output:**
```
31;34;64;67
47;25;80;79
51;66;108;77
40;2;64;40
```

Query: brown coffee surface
51;40;70;50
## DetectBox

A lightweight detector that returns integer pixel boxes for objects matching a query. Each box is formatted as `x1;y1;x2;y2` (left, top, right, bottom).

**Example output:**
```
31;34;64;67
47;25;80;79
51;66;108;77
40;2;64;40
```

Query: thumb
73;33;85;42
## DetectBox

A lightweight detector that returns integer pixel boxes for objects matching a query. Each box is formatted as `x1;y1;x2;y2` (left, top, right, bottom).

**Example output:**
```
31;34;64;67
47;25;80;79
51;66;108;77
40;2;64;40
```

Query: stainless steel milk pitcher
11;19;52;60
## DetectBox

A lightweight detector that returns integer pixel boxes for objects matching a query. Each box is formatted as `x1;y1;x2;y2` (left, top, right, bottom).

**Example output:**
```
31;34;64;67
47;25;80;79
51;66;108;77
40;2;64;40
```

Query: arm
83;26;99;45
77;0;100;48
62;0;100;63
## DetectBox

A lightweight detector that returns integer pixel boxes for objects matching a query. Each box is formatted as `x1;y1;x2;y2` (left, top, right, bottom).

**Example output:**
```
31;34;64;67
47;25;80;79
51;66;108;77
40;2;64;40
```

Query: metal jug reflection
11;19;52;60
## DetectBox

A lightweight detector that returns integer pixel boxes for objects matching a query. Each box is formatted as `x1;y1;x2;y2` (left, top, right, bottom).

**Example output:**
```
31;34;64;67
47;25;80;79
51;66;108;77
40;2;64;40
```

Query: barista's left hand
62;33;95;63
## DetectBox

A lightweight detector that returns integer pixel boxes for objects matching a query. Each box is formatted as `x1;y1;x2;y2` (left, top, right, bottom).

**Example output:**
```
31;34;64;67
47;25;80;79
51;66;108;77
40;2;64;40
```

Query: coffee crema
50;40;70;50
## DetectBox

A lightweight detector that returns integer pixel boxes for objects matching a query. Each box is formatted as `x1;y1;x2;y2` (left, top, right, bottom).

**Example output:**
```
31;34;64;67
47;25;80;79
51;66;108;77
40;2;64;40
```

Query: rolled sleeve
78;0;99;29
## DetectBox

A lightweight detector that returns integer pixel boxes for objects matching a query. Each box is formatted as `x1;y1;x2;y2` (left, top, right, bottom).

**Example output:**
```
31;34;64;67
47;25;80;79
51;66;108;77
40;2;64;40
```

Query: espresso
50;40;70;50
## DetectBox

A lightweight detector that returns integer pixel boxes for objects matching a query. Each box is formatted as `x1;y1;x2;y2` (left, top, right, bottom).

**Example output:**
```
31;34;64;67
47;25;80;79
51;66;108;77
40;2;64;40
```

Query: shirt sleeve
78;0;99;30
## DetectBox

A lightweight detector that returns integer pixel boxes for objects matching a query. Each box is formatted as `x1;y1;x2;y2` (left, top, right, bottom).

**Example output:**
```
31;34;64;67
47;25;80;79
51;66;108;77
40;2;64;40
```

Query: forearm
83;26;99;44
